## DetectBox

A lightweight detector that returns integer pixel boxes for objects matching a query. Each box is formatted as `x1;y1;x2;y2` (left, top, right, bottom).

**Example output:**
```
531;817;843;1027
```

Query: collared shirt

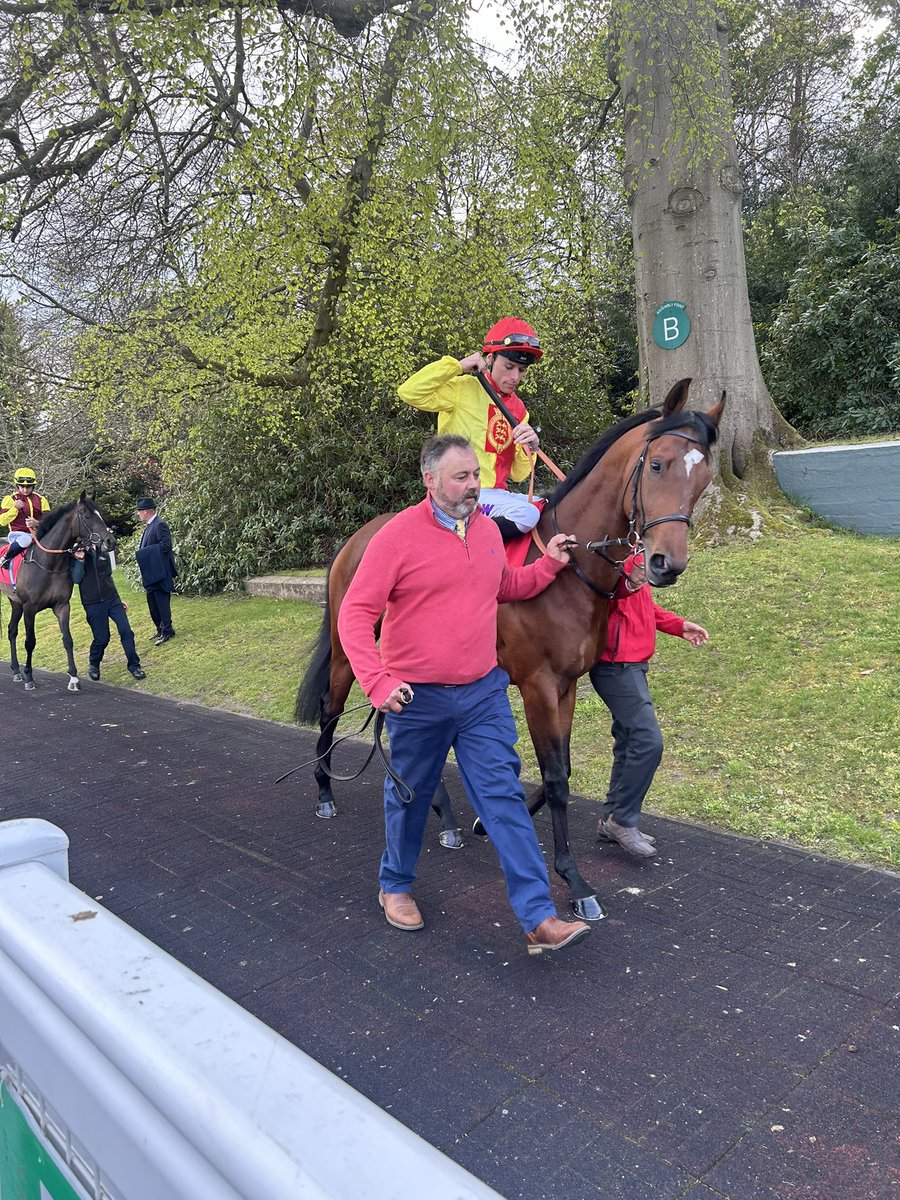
139;513;157;547
429;498;468;536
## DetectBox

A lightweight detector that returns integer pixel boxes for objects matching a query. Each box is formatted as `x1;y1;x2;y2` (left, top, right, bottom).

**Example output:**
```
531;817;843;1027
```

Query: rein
275;700;415;804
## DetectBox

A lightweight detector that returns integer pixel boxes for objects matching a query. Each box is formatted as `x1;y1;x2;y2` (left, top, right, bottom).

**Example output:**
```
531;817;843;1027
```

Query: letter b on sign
652;302;690;349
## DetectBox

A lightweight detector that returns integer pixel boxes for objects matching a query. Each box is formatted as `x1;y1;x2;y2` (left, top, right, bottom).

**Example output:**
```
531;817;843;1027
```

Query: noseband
557;427;709;599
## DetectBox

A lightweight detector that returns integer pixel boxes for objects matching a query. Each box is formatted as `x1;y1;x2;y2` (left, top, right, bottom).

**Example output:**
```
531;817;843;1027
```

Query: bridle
554;426;709;600
25;506;114;563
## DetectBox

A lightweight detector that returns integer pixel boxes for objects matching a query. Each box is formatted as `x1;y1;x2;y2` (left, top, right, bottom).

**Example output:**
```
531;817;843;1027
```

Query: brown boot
378;890;424;931
525;915;591;956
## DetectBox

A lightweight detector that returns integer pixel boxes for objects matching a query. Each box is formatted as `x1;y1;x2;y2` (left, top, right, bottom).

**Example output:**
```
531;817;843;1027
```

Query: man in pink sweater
337;434;591;956
590;554;709;858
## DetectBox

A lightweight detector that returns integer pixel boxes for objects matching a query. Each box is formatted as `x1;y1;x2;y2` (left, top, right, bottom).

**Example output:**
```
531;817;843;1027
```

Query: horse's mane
36;497;98;538
545;405;719;511
36;499;76;537
545;409;661;510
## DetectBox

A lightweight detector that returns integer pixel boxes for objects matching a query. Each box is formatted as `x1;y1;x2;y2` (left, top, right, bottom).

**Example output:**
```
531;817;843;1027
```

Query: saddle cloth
0;553;24;589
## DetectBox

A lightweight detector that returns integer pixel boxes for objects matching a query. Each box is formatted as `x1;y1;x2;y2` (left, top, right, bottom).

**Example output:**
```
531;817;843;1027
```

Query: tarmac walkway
2;672;897;1200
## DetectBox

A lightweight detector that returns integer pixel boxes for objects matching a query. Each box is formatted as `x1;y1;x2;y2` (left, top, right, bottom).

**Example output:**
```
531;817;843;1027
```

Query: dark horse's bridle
554;426;709;600
24;506;114;572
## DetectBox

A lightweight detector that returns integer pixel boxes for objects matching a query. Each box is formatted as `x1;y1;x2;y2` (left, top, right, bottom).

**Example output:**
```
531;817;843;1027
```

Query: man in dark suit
135;497;178;645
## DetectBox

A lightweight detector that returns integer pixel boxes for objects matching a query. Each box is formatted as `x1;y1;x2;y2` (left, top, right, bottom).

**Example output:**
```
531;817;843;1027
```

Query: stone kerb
244;575;327;604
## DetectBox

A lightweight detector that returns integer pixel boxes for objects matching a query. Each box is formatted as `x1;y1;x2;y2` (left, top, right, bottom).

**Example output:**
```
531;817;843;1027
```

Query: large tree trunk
615;2;799;485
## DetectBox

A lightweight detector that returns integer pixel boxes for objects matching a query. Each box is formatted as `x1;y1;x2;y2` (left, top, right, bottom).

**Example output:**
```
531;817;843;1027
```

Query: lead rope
275;701;415;804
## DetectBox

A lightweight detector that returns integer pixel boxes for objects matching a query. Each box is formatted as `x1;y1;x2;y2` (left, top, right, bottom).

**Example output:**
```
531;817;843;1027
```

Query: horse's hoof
439;828;464;850
471;817;487;838
24;681;35;691
11;672;23;683
67;678;80;692
315;800;337;819
572;895;607;922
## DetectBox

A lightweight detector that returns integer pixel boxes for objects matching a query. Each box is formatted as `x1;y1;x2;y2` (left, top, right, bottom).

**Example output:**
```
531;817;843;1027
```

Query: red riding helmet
482;318;543;362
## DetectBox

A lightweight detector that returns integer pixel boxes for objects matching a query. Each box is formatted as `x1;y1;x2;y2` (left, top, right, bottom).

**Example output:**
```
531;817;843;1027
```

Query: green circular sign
653;301;690;349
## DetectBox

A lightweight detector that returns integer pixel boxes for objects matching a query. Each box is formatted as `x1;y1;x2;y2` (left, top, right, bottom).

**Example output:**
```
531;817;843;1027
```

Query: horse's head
625;379;724;586
75;493;117;555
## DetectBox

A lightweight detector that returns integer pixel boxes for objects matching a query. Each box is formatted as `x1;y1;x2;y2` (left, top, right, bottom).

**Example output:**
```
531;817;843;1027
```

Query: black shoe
130;668;146;680
155;631;175;645
88;666;100;681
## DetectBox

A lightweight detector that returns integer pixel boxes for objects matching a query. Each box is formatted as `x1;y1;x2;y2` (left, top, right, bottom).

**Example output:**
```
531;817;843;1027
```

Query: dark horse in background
0;495;117;692
297;380;724;920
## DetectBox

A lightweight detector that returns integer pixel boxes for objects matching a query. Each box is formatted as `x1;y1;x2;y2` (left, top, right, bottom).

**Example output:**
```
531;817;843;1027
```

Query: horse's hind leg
313;655;355;819
433;778;464;849
8;604;24;683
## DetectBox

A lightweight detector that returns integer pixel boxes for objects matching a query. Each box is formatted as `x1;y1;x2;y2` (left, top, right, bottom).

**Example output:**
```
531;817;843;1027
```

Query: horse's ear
705;390;726;429
661;378;691;417
79;490;87;503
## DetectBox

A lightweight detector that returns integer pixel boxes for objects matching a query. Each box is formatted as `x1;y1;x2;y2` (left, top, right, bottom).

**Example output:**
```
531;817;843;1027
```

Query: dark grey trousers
588;662;663;827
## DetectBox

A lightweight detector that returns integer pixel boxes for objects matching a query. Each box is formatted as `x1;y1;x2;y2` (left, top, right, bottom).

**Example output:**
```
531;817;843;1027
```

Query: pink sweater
337;498;566;708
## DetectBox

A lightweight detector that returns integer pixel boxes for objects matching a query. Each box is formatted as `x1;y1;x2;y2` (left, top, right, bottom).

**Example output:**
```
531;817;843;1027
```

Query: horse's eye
649;460;663;474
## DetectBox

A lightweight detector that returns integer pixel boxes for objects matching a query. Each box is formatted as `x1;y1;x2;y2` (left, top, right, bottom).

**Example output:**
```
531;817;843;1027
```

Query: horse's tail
295;579;334;727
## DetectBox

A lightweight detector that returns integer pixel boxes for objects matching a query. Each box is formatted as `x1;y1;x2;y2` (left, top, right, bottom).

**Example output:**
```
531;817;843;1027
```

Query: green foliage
762;224;900;438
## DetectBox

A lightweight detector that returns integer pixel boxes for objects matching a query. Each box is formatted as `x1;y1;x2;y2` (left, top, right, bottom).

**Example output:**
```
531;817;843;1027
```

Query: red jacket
599;556;684;664
337;498;565;708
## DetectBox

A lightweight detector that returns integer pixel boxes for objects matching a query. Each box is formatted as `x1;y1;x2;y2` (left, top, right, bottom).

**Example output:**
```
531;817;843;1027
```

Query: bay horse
0;495;117;692
296;379;723;919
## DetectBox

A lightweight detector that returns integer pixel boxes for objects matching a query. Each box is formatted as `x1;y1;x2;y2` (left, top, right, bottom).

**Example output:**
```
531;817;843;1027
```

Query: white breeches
478;488;541;532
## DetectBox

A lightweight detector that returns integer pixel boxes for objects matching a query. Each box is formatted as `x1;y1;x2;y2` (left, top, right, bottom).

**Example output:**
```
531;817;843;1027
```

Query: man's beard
440;491;479;519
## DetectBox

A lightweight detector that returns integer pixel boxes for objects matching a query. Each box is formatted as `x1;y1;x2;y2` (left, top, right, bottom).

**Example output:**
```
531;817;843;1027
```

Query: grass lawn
9;524;898;871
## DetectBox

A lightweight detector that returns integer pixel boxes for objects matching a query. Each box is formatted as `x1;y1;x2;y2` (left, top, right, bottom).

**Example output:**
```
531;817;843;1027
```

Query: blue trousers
588;662;663;827
381;667;555;933
84;599;141;673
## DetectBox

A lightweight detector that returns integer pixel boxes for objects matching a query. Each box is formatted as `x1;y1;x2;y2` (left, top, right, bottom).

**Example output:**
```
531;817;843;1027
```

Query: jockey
0;467;50;571
398;318;544;539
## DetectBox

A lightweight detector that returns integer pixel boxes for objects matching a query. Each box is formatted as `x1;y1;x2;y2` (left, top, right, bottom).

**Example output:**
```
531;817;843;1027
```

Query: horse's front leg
525;681;607;922
54;602;79;691
22;609;38;690
8;603;23;682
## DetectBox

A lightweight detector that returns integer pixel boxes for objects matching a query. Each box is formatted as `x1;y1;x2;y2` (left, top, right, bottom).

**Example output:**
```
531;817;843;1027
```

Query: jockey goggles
485;332;541;352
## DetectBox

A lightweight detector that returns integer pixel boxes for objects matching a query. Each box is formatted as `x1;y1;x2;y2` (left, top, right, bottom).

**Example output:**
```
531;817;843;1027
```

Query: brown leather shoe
597;815;658;858
525;916;591;956
378;890;424;931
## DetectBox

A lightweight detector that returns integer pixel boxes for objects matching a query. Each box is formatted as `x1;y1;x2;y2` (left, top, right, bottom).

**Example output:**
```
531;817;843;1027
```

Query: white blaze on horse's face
683;447;705;476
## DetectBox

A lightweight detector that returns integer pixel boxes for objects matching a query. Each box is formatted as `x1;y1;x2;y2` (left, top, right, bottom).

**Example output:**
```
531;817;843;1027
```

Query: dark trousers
146;587;174;636
588;662;663;827
382;667;555;933
85;599;141;672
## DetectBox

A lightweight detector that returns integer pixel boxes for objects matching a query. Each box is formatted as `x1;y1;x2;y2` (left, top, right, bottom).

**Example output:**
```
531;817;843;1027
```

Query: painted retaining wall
0;818;502;1200
773;441;900;536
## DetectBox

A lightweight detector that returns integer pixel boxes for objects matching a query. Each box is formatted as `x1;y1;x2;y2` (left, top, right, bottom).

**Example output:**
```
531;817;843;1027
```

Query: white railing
0;818;503;1200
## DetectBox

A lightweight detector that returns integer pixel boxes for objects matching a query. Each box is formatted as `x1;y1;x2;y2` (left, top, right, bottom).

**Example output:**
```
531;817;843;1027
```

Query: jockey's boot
493;516;523;542
1;543;24;572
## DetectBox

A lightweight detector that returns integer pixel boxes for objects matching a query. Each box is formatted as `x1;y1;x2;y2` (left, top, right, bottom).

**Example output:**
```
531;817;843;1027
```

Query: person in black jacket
134;496;178;645
71;549;146;681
